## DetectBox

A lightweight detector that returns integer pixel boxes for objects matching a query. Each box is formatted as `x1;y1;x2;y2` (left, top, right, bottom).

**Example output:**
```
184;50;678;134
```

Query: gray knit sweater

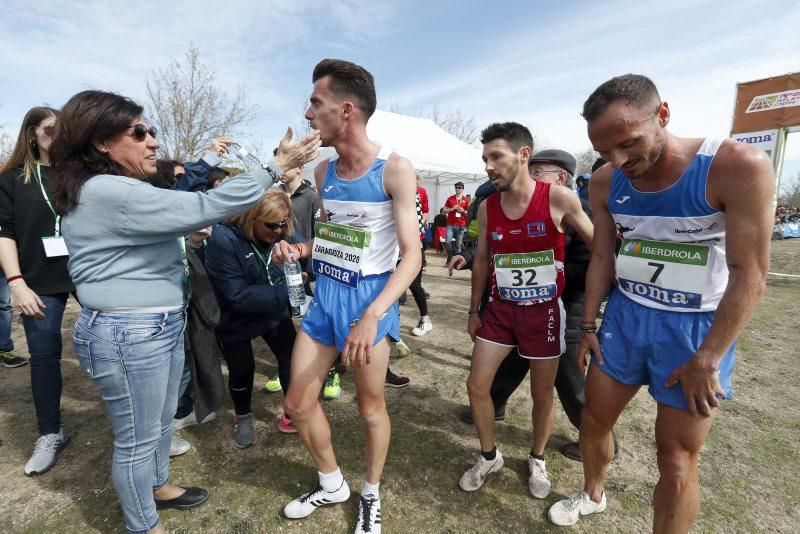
62;168;270;309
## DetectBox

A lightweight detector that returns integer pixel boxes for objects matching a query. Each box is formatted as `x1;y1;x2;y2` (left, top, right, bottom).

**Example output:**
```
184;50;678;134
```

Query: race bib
312;221;371;289
616;238;710;309
494;250;557;302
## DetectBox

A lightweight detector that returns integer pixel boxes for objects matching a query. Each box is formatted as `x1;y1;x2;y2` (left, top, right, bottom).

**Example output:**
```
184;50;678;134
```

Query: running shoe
283;479;351;519
0;350;28;368
174;410;216;430
323;369;341;400
278;412;297;434
24;430;70;476
548;490;606;526
459;450;504;491
385;369;410;388
264;374;282;393
233;414;255;448
169;432;191;457
411;317;432;336
394;339;411;358
355;495;381;533
528;456;551;498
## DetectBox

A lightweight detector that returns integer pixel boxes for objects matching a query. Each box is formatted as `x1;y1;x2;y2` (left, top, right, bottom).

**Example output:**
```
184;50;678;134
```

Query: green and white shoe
0;350;28;368
263;374;282;393
322;369;341;400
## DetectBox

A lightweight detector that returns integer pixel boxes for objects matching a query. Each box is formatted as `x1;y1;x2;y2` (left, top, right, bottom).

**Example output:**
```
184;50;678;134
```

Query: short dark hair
480;122;533;153
150;159;183;189
591;157;607;173
51;90;144;214
207;167;230;188
582;74;661;122
312;59;376;120
454;181;464;189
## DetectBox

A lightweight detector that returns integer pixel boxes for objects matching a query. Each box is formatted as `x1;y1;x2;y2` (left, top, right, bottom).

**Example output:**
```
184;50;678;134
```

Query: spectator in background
147;138;237;457
206;167;230;189
417;174;429;268
51;89;320;533
0;106;75;476
575;173;591;202
205;188;302;443
443;181;469;263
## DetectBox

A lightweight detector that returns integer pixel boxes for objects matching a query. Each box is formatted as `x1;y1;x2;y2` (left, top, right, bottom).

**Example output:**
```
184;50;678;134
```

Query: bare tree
0;127;13;164
574;148;600;176
146;44;256;160
428;106;479;145
385;103;479;145
780;171;800;207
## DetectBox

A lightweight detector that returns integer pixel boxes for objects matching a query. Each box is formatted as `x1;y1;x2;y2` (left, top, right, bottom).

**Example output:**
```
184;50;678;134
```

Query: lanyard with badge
249;242;281;286
36;162;69;257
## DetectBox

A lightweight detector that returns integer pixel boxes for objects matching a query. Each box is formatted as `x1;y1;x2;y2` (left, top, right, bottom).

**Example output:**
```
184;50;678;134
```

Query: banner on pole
731;129;779;158
731;73;800;134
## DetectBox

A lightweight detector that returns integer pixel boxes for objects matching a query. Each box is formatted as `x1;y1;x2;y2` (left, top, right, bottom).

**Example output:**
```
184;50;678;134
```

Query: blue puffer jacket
205;222;301;343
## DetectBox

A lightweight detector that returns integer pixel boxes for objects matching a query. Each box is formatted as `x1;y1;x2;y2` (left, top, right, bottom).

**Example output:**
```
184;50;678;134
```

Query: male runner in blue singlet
273;59;420;534
548;75;774;531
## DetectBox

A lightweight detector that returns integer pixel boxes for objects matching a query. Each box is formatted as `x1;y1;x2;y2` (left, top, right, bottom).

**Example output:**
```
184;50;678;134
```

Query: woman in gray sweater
50;90;319;534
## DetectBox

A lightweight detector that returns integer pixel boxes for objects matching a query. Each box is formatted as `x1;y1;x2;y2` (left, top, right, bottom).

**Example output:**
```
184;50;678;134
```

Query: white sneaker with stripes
283;479;351;519
354;495;381;533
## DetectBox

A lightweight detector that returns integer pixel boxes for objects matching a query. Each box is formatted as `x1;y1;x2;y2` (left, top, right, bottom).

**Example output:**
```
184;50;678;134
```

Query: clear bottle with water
225;143;280;182
283;253;306;316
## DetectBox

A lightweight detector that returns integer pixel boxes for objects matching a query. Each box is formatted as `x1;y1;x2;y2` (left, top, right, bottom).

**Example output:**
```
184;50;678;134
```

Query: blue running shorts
301;272;400;352
597;289;736;410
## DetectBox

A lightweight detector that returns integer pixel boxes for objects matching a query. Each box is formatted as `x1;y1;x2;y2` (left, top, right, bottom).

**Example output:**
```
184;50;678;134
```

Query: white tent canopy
300;109;488;211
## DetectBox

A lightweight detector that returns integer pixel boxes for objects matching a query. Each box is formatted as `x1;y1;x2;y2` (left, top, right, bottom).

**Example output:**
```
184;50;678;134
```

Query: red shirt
485;182;565;303
417;186;429;239
445;194;469;227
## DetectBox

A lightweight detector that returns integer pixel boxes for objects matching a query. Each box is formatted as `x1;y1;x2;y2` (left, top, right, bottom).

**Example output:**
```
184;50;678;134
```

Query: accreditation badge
312;221;372;289
493;250;557;302
42;236;69;257
616;238;710;309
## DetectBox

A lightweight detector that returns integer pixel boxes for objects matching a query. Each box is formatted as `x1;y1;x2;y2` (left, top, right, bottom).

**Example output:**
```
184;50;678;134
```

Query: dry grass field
0;240;798;533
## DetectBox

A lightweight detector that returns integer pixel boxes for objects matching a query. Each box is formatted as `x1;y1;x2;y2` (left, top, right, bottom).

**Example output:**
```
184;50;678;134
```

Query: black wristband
580;324;598;334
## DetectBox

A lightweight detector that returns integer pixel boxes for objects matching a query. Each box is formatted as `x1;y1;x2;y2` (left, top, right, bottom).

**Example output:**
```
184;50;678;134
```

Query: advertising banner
731;129;779;158
731;73;800;133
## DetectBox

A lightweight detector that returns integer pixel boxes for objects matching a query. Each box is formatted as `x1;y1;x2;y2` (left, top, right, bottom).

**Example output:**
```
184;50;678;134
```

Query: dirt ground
0;240;798;533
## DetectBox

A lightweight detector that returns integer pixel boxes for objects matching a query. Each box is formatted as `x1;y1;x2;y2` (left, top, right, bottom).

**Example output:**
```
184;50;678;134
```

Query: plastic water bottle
226;143;279;181
283;253;306;316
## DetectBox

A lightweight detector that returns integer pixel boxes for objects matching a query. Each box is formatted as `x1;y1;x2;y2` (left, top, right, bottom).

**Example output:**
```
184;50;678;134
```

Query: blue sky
1;0;800;188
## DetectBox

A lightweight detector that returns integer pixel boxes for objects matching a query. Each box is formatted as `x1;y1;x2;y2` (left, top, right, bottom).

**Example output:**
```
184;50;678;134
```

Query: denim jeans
22;293;68;435
72;307;186;533
445;224;466;261
0;272;13;352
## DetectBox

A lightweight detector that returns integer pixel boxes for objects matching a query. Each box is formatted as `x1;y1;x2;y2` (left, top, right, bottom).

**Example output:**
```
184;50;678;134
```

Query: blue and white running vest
318;147;398;277
609;138;727;312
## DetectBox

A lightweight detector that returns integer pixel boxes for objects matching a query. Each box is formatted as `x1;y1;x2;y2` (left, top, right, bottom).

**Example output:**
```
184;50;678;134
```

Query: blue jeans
22;293;68;435
0;272;13;352
445;224;466;261
72;308;186;533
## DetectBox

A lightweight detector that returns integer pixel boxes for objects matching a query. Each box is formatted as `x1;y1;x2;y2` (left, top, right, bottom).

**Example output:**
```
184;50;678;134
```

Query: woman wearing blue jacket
205;188;301;446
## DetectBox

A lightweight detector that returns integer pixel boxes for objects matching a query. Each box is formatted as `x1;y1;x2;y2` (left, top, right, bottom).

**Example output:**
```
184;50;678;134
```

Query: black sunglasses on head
130;123;157;142
264;219;289;230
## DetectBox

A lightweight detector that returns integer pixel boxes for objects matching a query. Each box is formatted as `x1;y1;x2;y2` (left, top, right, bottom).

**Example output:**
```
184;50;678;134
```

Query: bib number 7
647;261;664;283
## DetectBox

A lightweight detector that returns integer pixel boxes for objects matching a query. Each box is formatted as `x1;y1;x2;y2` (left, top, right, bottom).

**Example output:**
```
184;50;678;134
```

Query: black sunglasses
42;125;55;137
129;124;157;142
264;219;289;230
